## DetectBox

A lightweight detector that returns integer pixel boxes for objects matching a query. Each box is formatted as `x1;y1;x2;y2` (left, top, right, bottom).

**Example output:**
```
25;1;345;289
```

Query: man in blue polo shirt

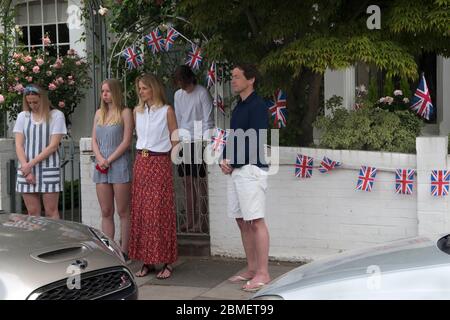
220;64;271;292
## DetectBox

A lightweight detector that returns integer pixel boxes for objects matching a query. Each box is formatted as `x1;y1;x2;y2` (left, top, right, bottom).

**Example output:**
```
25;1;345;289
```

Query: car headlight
89;227;124;262
251;295;284;300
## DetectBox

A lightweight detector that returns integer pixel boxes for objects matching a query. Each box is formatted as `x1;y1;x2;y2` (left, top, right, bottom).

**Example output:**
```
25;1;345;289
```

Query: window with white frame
15;0;69;57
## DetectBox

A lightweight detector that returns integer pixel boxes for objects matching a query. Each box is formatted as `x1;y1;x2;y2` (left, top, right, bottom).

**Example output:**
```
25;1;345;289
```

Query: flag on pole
206;62;216;88
214;94;225;115
211;128;228;152
410;74;434;120
268;89;288;128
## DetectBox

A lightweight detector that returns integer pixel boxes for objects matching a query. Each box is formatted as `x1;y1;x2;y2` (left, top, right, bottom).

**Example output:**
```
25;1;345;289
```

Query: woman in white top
128;74;179;279
14;84;67;219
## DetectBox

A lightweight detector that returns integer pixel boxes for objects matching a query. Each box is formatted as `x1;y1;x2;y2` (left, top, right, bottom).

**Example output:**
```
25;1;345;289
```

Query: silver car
0;213;138;300
253;235;450;300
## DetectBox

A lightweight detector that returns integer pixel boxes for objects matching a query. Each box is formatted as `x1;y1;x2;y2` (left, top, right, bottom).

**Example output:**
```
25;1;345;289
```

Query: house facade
7;0;450;141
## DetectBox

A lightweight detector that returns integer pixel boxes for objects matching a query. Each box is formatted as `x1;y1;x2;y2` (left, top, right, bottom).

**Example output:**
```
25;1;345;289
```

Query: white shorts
227;165;268;221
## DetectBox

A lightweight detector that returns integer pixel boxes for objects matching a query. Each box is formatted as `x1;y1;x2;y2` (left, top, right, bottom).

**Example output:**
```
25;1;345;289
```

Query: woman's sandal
156;264;173;280
135;264;155;277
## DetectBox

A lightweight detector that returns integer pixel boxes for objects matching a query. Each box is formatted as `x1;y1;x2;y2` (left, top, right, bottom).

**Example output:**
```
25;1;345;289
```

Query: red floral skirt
128;153;177;264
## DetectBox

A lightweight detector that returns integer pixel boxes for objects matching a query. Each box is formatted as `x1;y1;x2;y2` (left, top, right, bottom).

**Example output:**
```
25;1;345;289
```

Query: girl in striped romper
91;79;133;257
13;84;67;219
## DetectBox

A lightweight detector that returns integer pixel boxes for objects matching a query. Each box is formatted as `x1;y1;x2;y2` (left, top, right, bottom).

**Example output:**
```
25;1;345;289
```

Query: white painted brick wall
416;136;450;235
210;147;420;261
76;137;450;262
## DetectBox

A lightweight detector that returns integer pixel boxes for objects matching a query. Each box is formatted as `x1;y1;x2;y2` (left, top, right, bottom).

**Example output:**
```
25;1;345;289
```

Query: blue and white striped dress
14;110;67;193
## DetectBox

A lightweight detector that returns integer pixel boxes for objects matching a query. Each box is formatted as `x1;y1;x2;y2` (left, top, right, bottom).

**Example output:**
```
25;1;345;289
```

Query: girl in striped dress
91;79;133;257
129;74;179;279
13;84;67;219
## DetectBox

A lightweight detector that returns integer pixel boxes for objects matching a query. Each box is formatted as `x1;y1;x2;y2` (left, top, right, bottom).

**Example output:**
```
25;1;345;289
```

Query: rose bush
0;38;91;126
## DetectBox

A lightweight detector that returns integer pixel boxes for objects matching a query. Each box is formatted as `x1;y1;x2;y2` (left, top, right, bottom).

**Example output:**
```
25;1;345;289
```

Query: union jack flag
214;94;225;114
269;89;288;128
211;128;228;152
318;157;341;173
165;27;179;51
395;169;415;195
206;62;216;88
431;170;450;197
144;28;165;54
295;154;313;178
356;166;377;192
410;74;434;120
122;47;143;70
186;45;203;70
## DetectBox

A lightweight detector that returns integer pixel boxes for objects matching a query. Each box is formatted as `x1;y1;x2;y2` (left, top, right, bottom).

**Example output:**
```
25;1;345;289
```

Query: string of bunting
120;26;205;70
118;25;229;117
294;154;450;197
118;25;294;126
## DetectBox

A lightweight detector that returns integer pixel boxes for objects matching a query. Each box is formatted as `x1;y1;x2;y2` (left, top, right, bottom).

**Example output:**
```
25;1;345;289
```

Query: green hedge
314;107;423;153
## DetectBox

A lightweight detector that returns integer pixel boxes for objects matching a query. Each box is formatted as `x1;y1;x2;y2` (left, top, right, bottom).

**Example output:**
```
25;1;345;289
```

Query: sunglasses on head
24;86;40;95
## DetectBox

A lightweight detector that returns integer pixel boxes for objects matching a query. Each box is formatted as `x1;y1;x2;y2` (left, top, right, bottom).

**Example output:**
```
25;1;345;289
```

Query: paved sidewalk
129;256;303;300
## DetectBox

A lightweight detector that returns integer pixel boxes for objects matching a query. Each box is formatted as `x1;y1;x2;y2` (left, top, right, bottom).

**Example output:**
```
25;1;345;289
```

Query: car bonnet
255;236;450;297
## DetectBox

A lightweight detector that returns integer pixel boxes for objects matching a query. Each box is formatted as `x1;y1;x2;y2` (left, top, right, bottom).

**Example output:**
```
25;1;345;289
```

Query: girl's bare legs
96;183;115;239
113;183;131;254
22;193;42;216
42;192;60;219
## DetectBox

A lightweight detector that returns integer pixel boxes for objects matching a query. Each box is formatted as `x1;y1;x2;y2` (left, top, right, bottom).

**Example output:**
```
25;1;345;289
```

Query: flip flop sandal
156;264;173;280
228;275;252;283
135;264;155;277
241;281;266;292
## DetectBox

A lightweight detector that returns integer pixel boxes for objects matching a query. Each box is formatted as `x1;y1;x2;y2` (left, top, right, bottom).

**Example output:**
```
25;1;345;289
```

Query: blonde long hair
135;73;167;113
22;84;51;122
97;79;125;126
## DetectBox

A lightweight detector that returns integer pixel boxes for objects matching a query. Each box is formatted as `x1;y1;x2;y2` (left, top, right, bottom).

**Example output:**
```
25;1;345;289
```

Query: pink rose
22;56;32;63
46;71;52;76
48;83;57;91
54;62;62;69
68;75;73;80
68;80;75;85
26;76;33;82
20;65;26;72
32;66;40;73
56;77;64;84
14;83;24;93
75;61;82;66
0;95;4;104
58;101;65;108
36;58;44;66
13;53;22;60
